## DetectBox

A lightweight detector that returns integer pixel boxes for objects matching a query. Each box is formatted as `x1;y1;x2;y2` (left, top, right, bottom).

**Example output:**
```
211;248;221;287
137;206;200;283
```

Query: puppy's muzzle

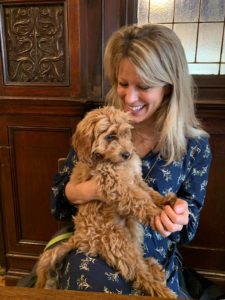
121;151;131;160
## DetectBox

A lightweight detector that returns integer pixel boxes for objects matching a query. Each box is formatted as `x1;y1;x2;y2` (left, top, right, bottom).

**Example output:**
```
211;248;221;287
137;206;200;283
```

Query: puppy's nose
121;151;130;160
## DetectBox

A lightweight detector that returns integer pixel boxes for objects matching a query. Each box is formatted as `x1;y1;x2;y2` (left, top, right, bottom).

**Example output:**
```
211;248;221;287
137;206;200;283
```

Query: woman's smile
127;104;145;113
117;58;167;125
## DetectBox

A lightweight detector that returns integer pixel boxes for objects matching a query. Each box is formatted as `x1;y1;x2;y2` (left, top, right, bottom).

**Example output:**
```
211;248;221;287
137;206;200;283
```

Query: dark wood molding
194;75;225;88
194;75;225;101
0;97;88;116
0;286;163;300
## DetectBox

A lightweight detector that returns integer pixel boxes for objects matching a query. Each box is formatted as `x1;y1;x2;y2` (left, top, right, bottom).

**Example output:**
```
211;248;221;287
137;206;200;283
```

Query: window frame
131;1;225;104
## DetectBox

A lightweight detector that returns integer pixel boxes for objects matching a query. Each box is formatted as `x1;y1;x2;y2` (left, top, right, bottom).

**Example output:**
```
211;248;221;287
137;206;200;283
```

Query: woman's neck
133;124;158;158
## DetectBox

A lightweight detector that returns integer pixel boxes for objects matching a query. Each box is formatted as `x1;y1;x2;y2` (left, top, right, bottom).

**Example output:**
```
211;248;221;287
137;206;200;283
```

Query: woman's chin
128;108;147;123
129;113;144;124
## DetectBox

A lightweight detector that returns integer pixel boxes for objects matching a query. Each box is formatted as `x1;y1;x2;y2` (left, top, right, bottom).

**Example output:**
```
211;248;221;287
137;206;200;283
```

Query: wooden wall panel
0;0;136;285
0;106;84;283
0;0;81;98
9;126;72;242
180;104;225;288
0;173;5;268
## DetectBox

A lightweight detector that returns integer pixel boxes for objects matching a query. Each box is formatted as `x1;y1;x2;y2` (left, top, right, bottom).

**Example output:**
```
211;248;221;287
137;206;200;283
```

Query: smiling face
117;58;168;127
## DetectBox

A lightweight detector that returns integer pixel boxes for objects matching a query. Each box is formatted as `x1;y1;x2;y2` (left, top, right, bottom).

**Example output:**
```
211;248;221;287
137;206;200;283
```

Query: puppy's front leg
102;183;161;227
125;187;162;227
138;179;177;208
127;182;177;227
110;183;175;228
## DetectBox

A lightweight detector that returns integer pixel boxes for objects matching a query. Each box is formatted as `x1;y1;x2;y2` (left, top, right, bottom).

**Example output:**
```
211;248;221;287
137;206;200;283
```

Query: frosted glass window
197;23;223;62
160;23;173;29
150;0;174;23
137;0;225;75
222;30;225;62
200;0;225;21
220;64;225;74
174;23;198;62
138;0;149;24
175;0;200;22
188;64;219;75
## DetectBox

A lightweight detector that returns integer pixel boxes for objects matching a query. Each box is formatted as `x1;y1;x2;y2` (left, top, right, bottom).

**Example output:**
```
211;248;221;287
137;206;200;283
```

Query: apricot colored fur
35;107;177;298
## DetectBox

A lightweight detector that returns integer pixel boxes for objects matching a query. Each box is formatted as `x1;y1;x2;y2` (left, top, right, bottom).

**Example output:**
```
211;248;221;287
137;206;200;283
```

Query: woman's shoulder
185;135;211;161
187;134;210;147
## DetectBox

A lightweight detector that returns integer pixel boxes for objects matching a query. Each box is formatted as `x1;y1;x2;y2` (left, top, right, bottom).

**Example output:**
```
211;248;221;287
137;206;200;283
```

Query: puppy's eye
105;133;117;142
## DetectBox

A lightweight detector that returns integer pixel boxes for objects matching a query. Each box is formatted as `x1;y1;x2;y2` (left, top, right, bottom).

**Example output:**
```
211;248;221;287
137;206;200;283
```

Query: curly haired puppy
35;106;177;298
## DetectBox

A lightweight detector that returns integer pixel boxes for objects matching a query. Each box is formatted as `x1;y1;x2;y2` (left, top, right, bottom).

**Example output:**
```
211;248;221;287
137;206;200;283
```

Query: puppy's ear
72;117;96;162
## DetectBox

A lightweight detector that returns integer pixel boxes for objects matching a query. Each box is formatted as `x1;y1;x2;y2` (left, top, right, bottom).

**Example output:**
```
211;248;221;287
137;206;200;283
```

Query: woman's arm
50;148;77;221
51;148;101;221
154;137;212;243
65;178;100;204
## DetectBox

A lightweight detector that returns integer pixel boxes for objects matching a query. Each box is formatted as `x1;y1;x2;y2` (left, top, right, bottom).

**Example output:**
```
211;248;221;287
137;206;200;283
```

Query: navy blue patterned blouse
50;136;212;296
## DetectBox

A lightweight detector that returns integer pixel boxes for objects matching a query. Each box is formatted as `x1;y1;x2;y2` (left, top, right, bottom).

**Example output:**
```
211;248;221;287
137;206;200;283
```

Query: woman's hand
65;177;102;205
154;198;189;237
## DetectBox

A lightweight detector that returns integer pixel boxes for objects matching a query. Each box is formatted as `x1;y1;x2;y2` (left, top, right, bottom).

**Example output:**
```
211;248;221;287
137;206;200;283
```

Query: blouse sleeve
50;148;78;221
170;137;212;244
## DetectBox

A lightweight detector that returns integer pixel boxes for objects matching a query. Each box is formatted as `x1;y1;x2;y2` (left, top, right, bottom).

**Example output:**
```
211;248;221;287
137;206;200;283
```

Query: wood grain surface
0;287;172;300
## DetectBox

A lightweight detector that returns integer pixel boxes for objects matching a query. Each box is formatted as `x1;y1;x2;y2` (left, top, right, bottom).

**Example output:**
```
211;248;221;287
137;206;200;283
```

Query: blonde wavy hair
104;23;208;163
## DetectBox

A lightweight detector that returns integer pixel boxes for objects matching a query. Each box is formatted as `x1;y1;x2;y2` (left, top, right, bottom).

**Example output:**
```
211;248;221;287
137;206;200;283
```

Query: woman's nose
124;87;138;104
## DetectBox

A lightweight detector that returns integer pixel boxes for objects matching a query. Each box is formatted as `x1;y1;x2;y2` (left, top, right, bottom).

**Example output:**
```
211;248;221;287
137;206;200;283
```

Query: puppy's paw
163;192;177;207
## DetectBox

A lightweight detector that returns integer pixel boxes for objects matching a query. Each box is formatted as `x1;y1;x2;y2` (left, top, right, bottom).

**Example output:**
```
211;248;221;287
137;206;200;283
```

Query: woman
51;24;211;298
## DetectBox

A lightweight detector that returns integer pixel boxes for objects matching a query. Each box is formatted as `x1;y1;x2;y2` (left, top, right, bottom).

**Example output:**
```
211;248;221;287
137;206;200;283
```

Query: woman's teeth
129;105;144;112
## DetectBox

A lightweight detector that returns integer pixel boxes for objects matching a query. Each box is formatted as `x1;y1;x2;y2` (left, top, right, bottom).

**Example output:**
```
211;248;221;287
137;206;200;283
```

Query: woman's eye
118;82;128;88
138;85;150;90
105;134;117;141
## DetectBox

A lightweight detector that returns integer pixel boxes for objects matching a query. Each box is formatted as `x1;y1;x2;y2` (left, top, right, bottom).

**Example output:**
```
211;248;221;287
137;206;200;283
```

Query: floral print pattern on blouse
50;136;212;295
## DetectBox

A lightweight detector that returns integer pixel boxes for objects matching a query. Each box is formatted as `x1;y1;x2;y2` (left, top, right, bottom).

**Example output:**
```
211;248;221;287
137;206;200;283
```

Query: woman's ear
164;84;172;96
